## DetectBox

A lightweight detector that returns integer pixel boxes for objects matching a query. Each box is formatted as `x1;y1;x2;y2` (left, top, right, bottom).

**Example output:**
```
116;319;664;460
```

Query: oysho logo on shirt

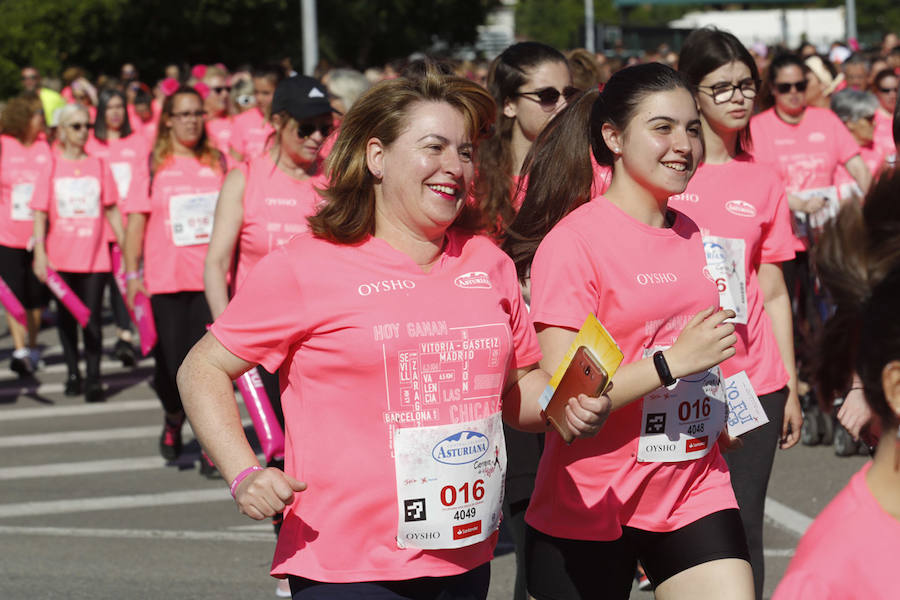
454;271;492;289
122;149;136;158
197;167;217;178
808;132;826;143
635;272;678;286
357;279;416;296
725;200;757;218
265;197;297;207
670;192;699;203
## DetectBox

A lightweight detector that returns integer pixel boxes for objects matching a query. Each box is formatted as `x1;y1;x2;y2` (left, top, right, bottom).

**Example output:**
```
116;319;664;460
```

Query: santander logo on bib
432;431;489;465
725;200;756;218
454;271;492;289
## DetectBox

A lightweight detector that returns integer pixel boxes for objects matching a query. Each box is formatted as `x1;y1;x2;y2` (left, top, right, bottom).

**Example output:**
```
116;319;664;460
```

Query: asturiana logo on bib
432;431;489;465
454;271;492;289
725;200;756;218
704;242;727;265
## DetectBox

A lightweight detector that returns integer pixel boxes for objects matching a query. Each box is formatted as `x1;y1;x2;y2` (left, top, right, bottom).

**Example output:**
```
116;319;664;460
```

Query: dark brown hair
814;168;900;429
309;68;495;244
0;92;43;143
474;42;568;238
503;63;691;281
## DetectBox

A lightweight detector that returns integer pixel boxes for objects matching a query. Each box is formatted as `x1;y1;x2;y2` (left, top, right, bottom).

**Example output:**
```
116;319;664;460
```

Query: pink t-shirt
233;154;326;289
229;109;273;160
30;154;117;273
86;133;149;241
206;117;233;157
0;135;52;248
873;109;896;168
125;156;225;294
773;462;900;599
210;229;542;582
834;142;886;201
526;197;737;540
671;155;795;395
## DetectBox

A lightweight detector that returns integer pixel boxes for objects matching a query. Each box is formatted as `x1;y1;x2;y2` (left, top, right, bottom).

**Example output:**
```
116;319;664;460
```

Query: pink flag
45;268;90;328
110;245;157;356
236;367;285;462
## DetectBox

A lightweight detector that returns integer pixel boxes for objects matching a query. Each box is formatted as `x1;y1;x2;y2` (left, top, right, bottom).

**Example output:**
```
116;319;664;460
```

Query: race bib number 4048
638;362;727;463
394;413;505;550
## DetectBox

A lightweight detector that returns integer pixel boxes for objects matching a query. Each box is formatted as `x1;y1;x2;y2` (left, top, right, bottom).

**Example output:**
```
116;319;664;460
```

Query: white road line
0;399;160;421
764;497;814;537
763;548;796;557
0;418;250;448
0;525;273;543
0;488;230;519
0;456;165;480
0;357;153;382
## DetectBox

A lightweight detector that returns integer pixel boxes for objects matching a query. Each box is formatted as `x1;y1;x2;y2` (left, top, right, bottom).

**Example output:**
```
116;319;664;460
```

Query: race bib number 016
394;413;505;550
638;358;727;463
169;192;217;247
703;236;748;325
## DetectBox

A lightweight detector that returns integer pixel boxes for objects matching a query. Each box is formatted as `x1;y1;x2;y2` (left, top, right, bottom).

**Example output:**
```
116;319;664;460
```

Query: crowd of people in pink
1;25;899;600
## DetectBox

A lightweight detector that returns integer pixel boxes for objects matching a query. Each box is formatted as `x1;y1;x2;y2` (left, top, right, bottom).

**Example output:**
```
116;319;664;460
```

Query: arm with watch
537;306;737;413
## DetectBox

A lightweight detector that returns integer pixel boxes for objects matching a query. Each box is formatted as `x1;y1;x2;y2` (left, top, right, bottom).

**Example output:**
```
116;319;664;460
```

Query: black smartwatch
653;351;677;387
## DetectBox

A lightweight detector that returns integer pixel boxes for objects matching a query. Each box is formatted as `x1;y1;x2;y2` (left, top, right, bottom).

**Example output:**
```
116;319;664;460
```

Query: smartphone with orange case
544;346;609;444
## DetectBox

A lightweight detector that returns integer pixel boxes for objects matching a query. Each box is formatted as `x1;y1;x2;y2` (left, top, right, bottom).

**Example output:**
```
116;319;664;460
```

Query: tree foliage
0;0;497;99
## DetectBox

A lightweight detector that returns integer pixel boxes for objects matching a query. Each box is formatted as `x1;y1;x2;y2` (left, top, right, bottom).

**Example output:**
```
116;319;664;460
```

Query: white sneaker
275;579;291;598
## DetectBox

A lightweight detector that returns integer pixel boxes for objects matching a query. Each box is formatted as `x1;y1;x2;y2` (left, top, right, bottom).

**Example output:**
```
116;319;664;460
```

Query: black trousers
56;271;108;380
723;386;788;600
150;291;211;414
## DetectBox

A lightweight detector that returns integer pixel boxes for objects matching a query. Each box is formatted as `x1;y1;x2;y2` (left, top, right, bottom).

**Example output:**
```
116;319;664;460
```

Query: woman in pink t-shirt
774;172;900;599
830;89;887;202
31;104;126;403
123;86;226;461
177;69;610;598
0;92;51;376
871;68;898;167
506;63;755;599
86;88;149;367
229;65;283;164
677;29;802;599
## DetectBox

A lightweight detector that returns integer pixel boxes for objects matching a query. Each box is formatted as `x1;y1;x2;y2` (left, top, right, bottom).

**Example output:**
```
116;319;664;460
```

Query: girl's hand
665;307;737;379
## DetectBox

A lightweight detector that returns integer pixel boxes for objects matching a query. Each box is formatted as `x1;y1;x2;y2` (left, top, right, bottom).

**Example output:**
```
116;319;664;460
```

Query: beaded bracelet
229;465;263;499
125;271;141;281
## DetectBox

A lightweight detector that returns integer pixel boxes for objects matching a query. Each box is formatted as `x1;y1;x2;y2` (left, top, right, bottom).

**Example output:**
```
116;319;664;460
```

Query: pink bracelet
125;271;141;281
229;465;263;498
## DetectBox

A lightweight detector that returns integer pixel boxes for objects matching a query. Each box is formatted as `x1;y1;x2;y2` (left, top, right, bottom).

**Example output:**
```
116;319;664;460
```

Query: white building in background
476;0;516;59
669;7;846;51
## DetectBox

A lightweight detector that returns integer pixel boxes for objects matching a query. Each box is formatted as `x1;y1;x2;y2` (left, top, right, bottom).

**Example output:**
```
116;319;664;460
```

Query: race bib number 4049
638;363;727;463
394;413;505;550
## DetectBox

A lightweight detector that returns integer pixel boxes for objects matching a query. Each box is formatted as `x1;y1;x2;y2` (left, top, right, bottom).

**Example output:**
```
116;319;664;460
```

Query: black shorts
0;244;47;310
526;509;750;600
287;563;490;600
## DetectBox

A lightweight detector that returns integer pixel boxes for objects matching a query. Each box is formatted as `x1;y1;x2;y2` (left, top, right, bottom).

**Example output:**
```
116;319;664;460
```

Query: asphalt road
0;315;868;599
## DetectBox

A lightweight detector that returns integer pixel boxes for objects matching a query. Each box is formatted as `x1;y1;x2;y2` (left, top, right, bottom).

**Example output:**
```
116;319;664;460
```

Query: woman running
508;63;754;599
87;88;149;366
773;170;900;600
31;104;126;402
0;92;51;375
178;68;609;599
123;86;226;460
676;28;801;599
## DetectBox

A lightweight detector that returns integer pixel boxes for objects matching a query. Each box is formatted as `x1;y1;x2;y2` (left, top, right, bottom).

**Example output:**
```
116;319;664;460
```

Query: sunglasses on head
297;121;333;139
774;80;808;94
515;86;580;111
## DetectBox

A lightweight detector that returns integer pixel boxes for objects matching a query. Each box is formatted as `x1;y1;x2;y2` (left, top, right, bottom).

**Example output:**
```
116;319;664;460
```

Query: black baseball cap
271;75;334;121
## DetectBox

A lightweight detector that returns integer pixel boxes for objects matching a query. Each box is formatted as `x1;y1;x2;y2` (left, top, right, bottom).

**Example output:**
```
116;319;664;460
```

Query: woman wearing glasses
871;68;898;167
201;65;235;159
676;29;801;600
123;86;225;461
31;104;126;403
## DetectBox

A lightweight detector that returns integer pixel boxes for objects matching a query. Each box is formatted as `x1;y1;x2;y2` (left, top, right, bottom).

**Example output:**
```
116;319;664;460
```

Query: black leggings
56;271;108;380
723;387;788;600
150;291;211;414
106;244;132;332
526;509;750;600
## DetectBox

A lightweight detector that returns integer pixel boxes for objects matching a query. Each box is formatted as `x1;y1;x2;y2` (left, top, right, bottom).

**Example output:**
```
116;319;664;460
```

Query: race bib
638;350;726;462
55;177;100;219
724;371;769;437
394;412;505;550
703;236;747;325
169;192;217;247
793;186;839;232
11;183;34;221
109;162;133;200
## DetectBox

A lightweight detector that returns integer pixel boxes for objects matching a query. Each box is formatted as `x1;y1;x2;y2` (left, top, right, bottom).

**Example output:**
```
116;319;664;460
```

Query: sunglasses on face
698;79;759;104
212;86;232;95
296;121;333;139
862;114;876;123
515;86;580;111
774;80;808;94
67;122;92;131
877;86;898;94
